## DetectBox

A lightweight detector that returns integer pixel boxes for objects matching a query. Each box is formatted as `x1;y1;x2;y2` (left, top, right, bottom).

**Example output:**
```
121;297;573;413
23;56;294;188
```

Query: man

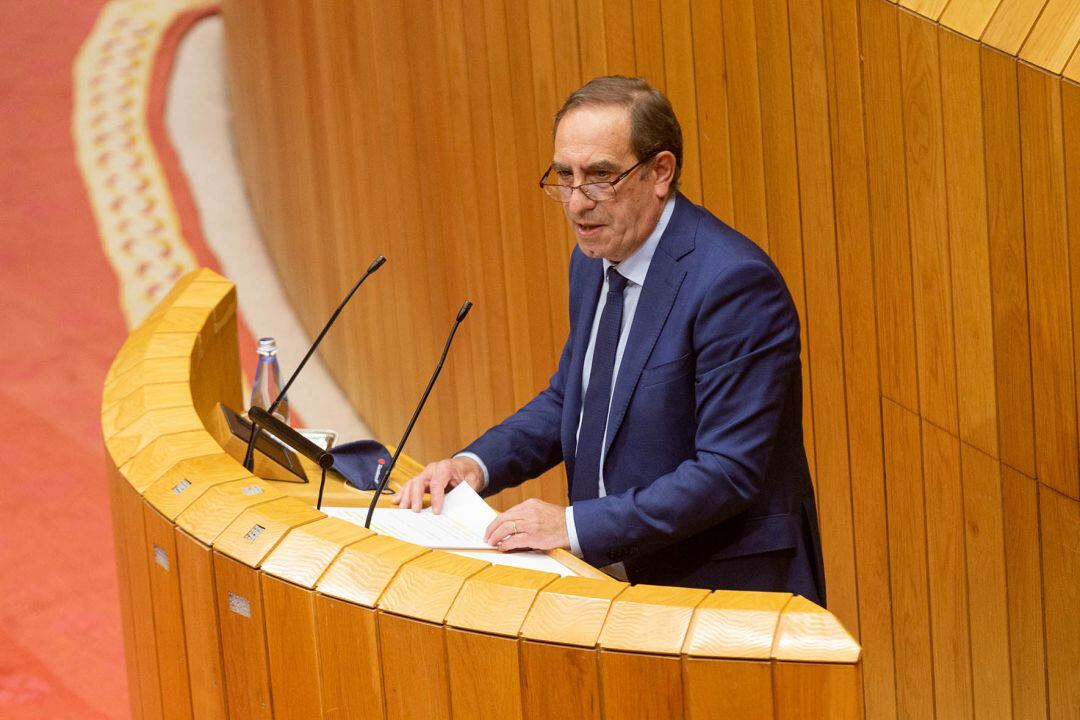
395;76;825;604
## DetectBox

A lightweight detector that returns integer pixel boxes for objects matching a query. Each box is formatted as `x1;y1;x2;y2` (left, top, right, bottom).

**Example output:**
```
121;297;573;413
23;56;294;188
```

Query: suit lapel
603;196;697;465
562;256;603;487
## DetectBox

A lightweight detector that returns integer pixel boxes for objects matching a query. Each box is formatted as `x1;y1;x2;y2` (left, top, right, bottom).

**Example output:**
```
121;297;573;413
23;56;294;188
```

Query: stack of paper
323;483;574;576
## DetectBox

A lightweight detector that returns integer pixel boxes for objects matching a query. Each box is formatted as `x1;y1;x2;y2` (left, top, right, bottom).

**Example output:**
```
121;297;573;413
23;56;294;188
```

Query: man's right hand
391;456;485;514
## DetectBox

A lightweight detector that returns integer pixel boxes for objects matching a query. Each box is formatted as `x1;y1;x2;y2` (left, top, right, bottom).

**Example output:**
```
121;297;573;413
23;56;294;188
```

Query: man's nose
567;186;597;216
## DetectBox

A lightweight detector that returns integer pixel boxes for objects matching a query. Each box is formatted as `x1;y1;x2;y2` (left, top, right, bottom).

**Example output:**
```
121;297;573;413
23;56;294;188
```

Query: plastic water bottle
250;337;289;424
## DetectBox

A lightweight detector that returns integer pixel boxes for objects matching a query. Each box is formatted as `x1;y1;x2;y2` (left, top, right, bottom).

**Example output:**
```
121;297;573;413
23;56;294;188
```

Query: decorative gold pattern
74;0;212;328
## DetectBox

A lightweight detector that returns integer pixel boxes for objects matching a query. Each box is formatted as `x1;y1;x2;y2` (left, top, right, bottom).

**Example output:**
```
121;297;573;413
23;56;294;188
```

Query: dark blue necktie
574;267;629;501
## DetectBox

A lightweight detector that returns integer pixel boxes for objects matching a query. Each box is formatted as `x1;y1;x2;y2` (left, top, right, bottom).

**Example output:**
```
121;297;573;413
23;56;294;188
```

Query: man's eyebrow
584;160;618;173
550;160;619;173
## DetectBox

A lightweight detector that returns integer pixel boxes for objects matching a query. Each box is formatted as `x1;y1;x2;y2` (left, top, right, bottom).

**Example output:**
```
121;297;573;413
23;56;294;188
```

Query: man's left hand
483;498;569;552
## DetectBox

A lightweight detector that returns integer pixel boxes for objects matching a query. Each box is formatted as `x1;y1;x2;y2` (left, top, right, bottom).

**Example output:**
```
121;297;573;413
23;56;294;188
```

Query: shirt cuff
453;452;489;492
565;506;582;557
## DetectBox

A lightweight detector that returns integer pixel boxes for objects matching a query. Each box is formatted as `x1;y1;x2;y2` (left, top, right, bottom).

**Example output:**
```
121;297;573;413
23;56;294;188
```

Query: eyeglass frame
538;152;658;203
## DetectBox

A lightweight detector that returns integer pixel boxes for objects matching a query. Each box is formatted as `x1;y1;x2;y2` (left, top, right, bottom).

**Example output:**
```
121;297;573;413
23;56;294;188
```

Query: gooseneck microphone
243;255;387;473
364;300;473;528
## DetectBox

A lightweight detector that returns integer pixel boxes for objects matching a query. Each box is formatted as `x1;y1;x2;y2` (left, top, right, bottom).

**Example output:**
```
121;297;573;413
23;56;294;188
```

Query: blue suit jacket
465;195;826;605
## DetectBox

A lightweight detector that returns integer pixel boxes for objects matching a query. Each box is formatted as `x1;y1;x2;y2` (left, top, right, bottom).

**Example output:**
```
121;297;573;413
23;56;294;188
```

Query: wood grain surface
174;530;228;720
218;2;1080;715
260;516;371;589
213;552;273;719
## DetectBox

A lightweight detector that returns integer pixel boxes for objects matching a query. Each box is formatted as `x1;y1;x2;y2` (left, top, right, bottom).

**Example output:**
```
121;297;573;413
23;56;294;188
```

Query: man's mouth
575;222;604;237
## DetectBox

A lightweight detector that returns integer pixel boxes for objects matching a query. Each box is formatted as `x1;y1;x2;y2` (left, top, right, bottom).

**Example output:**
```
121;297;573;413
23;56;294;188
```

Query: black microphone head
367;255;387;274
456;300;473;322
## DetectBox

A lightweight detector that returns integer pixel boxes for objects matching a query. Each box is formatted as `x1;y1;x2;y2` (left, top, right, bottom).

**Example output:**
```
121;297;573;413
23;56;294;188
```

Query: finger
497;530;532;552
485;520;515;546
484;509;517;544
390;479;410;507
410;475;427;512
429;464;453;514
397;465;430;510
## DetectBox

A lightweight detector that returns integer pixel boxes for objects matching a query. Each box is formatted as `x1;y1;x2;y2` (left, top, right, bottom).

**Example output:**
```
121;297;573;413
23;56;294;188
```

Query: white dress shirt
460;197;676;569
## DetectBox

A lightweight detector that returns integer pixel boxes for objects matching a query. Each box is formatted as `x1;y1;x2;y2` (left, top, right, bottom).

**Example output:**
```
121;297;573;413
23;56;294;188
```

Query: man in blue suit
395;76;825;604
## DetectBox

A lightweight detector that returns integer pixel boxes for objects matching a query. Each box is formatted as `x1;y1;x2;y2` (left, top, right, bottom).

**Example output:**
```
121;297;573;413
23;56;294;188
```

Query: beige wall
222;1;1080;717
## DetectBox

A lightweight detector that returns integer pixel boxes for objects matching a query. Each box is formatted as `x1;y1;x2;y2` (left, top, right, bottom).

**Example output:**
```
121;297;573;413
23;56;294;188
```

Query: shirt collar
603;196;676;287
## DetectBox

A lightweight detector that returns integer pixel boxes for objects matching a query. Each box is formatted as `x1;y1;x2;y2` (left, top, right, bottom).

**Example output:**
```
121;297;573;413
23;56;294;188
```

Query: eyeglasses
538;154;656;203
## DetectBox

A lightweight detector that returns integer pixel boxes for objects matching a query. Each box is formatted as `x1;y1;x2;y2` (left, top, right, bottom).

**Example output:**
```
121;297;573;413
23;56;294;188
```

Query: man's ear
650;151;677;198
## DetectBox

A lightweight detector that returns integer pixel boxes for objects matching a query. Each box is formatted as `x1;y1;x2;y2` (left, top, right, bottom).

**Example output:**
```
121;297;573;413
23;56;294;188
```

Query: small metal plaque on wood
244;524;265;543
241;485;264;496
171;478;192;494
228;592;252;618
153;545;170;571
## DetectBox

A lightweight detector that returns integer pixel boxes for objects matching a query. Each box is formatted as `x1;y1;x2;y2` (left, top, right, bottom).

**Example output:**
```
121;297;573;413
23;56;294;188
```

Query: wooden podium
103;268;862;720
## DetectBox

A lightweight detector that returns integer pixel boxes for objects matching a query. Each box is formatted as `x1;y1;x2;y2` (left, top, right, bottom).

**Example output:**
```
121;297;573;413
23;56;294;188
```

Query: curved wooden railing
102;268;861;720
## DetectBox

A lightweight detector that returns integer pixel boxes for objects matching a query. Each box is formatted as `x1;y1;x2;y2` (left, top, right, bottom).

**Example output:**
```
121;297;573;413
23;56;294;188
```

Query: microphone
243;255;387;473
249;406;335;509
364;300;473;528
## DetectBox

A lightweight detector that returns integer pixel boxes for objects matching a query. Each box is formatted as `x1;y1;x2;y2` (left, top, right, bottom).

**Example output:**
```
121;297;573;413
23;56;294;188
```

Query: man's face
551;105;670;262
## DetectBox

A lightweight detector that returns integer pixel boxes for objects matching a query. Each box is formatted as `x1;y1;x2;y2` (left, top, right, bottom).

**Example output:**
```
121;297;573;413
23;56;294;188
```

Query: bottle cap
257;337;278;356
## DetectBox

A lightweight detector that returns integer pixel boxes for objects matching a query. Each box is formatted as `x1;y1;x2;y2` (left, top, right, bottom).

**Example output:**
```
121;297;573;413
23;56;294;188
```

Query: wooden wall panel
143;507;194;720
223;1;1080;717
959;445;1012;718
981;45;1036;477
314;598;384;720
599;651;682;719
881;401;934;719
790;0;860;637
920;422;973;719
1001;467;1049;718
173;531;228;720
1018;64;1080;501
378;613;452;720
520;641;602;720
1039;486;1080;719
213;553;272;720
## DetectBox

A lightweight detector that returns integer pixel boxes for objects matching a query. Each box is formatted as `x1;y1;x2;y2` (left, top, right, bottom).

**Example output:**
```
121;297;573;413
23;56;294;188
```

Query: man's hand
392;456;484;513
483;498;569;552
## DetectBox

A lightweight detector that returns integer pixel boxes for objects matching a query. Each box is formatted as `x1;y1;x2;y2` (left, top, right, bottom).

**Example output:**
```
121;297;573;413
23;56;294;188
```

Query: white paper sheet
448;550;576;576
324;484;579;576
323;482;498;550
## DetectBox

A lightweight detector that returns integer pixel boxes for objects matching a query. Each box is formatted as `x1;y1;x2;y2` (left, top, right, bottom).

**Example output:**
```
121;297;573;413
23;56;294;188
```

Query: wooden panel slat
213;553;272;720
378;613;451;720
959;446;1013;718
940;0;1007;39
143;506;194;720
789;0;859;635
314;596;384;720
1001;466;1050;717
861;0;921;411
940;29;999;458
881;400;934;719
982;0;1051;55
982;45;1037;477
720;0;769;249
920;422;974;719
1038;486;1080;719
261;576;322;720
1018;64;1080;500
173;530;228;720
900;11;959;435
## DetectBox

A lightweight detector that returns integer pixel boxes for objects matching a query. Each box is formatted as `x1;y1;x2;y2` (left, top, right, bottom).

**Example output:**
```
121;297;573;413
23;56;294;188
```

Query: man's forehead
552;105;633;164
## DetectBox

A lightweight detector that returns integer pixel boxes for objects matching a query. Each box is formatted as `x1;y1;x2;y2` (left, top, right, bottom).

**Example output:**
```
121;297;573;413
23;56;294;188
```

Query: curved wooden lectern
103;268;862;720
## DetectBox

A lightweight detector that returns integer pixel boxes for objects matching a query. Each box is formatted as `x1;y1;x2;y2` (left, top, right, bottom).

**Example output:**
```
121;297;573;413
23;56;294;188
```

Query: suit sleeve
572;259;800;566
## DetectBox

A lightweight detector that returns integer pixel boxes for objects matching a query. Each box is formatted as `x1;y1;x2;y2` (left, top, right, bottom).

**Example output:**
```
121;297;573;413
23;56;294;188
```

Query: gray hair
553;75;683;193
